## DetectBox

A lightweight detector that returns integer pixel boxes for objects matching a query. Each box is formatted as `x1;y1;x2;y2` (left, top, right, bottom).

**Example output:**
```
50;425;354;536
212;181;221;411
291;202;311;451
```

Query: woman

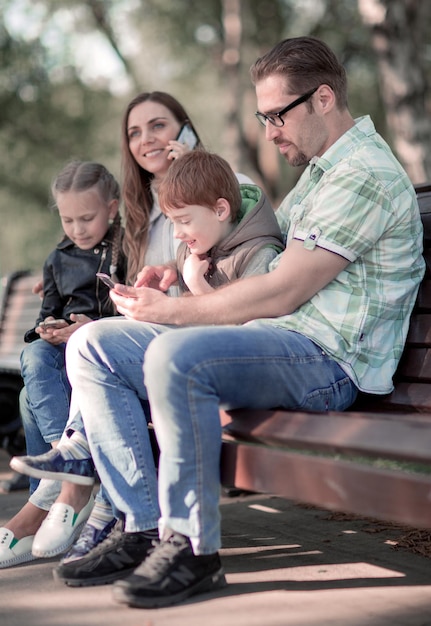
120;91;202;283
0;92;204;568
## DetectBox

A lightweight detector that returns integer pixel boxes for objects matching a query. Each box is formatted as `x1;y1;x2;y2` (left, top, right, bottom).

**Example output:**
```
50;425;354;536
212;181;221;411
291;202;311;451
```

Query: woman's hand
33;279;44;300
166;139;192;161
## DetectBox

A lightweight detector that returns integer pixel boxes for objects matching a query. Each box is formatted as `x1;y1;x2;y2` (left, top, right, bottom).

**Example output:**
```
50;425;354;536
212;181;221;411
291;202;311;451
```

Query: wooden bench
220;182;431;530
0;271;41;449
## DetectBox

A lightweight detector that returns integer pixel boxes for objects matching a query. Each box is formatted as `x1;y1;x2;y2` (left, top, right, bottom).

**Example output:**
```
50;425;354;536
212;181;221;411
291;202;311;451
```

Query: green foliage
0;0;429;275
0;4;121;273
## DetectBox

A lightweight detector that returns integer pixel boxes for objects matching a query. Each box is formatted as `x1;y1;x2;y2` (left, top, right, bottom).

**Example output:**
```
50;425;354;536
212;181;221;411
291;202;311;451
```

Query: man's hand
134;263;178;292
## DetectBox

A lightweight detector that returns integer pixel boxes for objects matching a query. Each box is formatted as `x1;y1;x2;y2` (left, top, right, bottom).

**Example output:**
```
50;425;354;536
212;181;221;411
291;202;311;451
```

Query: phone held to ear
175;123;198;150
39;319;68;331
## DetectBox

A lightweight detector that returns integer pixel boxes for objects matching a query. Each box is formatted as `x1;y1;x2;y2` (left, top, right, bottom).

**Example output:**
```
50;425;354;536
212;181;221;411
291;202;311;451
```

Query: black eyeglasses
255;87;318;128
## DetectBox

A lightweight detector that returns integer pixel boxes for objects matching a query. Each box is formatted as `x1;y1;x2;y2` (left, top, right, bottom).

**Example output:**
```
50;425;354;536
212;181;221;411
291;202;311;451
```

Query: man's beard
274;139;309;167
286;150;309;167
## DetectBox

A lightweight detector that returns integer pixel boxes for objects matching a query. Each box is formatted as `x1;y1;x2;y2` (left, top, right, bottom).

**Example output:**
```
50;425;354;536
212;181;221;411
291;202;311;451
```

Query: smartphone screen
96;272;117;289
175;123;198;150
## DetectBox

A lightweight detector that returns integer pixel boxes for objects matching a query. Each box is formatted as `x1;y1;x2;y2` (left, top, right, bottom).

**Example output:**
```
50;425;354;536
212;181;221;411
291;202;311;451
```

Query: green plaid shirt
266;116;425;394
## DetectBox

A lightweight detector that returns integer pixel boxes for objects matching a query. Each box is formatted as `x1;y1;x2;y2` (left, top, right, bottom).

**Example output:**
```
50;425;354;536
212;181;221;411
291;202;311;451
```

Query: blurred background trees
0;0;430;275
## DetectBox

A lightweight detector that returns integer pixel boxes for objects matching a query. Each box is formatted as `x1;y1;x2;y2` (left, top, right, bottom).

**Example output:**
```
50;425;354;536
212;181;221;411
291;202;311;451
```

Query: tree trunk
220;0;242;172
357;0;431;183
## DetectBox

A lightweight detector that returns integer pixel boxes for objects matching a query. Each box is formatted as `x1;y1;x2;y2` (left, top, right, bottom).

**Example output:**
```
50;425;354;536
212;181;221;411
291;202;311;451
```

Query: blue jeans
20;340;71;444
65;318;357;551
20;340;72;494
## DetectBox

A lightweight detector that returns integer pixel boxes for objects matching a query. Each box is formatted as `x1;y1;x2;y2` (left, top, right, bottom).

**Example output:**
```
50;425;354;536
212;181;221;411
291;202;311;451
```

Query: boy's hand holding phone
135;263;178;291
96;272;123;292
97;272;139;300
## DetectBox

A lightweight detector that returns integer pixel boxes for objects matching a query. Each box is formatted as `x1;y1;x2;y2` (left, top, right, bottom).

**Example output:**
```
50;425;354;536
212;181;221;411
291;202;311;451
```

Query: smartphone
97;272;118;290
39;319;68;330
175;122;199;150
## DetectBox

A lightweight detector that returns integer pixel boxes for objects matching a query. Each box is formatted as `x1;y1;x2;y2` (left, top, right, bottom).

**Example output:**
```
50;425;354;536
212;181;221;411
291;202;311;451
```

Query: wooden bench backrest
0;272;42;374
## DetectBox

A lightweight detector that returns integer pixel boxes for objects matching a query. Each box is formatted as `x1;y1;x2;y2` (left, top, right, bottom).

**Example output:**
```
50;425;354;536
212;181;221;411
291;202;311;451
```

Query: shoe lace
45;505;71;524
83;525;124;556
139;537;183;577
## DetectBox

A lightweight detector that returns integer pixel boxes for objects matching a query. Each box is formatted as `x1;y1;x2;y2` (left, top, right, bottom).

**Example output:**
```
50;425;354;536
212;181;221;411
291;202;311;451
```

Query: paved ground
1;448;431;626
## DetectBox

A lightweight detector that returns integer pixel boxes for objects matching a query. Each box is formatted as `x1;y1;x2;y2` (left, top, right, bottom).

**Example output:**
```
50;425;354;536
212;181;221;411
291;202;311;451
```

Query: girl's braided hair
51;160;123;279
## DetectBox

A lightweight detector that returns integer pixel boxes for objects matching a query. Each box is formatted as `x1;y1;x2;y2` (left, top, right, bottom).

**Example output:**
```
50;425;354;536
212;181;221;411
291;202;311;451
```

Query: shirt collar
308;115;375;178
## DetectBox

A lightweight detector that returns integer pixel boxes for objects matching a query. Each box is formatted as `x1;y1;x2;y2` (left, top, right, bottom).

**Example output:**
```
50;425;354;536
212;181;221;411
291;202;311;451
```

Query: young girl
16;160;126;498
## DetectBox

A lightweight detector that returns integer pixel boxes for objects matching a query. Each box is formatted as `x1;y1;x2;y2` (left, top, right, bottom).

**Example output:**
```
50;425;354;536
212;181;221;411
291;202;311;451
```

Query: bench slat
221;408;431;462
220;442;431;529
0;273;42;373
405;314;431;345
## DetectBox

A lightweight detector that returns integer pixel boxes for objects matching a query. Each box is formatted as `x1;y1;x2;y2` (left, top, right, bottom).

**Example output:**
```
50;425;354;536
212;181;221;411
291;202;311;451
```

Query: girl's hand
36;313;92;344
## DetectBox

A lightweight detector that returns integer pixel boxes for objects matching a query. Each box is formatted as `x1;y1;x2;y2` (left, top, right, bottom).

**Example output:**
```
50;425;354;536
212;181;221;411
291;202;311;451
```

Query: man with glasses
34;37;425;607
254;85;318;128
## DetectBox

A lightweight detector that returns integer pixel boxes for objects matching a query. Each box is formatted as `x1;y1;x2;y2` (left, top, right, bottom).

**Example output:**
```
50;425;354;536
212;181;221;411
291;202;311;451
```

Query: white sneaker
0;528;36;568
32;496;94;558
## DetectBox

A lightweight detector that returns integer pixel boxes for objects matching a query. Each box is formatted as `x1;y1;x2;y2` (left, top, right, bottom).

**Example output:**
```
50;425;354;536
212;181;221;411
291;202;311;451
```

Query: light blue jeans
20;340;71;494
28;389;114;515
64;317;357;553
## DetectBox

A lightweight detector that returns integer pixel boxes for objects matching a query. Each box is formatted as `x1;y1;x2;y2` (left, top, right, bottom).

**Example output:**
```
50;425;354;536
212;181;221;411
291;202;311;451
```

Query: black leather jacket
25;225;126;342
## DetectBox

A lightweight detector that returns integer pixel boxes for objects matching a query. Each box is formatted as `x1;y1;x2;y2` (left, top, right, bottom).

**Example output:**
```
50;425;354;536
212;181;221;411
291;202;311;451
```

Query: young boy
159;150;284;295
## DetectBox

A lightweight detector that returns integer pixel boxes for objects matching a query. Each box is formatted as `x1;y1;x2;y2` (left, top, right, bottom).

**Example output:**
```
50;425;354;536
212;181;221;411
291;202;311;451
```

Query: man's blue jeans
64;318;357;552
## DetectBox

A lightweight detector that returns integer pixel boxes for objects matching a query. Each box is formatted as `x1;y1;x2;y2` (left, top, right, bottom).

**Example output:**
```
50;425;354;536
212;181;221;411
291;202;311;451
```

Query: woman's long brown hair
120;91;202;284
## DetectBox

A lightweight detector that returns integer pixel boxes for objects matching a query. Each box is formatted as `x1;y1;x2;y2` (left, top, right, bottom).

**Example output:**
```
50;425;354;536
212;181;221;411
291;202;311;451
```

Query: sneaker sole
0;551;38;569
112;568;227;608
53;564;137;587
10;457;95;486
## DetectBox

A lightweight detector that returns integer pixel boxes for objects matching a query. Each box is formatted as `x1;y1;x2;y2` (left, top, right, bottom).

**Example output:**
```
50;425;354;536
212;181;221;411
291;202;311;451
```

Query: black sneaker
112;530;227;608
53;524;156;587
